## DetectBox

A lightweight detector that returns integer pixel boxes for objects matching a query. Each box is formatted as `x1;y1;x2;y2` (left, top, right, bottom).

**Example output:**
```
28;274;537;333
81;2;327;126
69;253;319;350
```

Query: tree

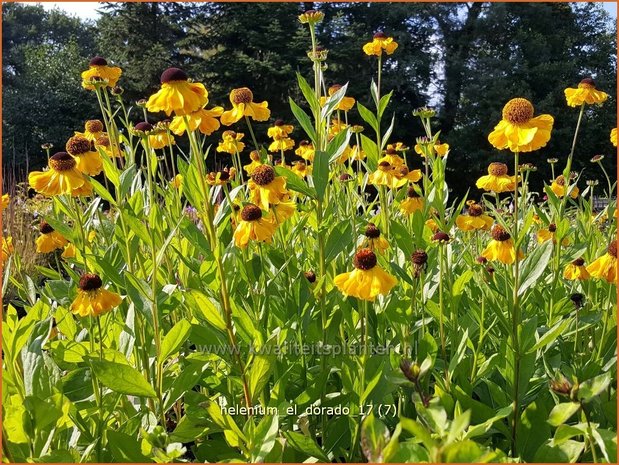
2;3;99;172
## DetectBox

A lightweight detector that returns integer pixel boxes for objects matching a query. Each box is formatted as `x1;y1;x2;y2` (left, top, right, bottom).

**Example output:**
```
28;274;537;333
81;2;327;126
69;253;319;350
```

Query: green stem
511;151;521;458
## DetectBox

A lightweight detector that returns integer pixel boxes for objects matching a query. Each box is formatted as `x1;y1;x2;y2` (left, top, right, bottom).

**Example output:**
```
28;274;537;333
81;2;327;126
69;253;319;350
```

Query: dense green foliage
2;2;616;197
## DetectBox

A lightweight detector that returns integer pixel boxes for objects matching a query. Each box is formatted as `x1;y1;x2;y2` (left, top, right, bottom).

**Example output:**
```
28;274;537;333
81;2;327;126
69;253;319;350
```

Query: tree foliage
3;2;616;198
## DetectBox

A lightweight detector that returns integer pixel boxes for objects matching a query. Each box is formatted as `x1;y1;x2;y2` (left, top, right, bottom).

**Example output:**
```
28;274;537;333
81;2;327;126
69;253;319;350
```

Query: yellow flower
298;9;324;24
206;168;236;186
66;135;103;176
319;84;355;111
2;193;9;211
146;68;208;117
425;218;439;233
35;221;68;253
61;243;76;259
388;142;410;152
488;98;554;152
267;120;294;139
476;162;517;193
268;138;295;153
334;248;397;301
81;56;122;90
379;148;405;167
586;241;617;283
94;136;122;158
564;78;608;107
170;174;183;189
611;128;617;147
481;225;524;265
563;258;590;281
75;120;105;141
233;204;277;248
248;165;288;211
70;273;122;317
148;132;175;150
414;141;450;157
455;202;493;231
292;161;312;178
170;107;224;136
295;140;315;162
364;224;389;254
2;236;14;265
349;145;366;161
369;162;421;189
244;151;263;175
29;152;92;197
363;32;398;56
328;119;349;138
550;175;579;199
220;87;270;126
400;186;424;215
216;131;245;155
271;200;296;224
537;224;570;246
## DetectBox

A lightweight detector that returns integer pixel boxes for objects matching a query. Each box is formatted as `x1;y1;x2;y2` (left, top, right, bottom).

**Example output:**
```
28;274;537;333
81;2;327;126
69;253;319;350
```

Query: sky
20;1;619;21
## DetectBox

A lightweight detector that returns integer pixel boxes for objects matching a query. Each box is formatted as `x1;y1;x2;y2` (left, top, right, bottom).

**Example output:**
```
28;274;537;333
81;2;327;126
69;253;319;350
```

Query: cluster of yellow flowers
14;15;616;318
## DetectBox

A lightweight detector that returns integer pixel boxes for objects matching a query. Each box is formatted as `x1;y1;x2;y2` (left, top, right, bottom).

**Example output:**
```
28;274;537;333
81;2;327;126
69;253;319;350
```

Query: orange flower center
231;87;254;104
252;165;275;186
502;98;534;125
85;120;104;133
488;162;508;176
66;135;92;155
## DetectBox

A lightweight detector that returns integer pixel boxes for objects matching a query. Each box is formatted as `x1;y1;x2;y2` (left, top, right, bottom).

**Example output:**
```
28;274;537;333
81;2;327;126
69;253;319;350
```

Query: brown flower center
339;173;353;182
397;166;409;177
251;165;276;186
378;161;392;172
608;240;617;258
95;136;110;147
407;186;420;198
468;204;483;217
555;175;566;186
579;77;595;89
66;135;92;155
231;87;254;104
89;56;108;66
488;162;508;176
160;67;188;83
134;122;153;133
365;223;381;238
373;31;387;39
354;248;377;270
39;220;54;234
49;152;76;172
491;225;511;241
572;257;585;266
79;273;103;291
304;270;316;283
328;84;342;95
85;120;104;133
411;249;428;266
548;223;557;232
240;204;262;221
385;148;397;155
502;98;534;124
432;231;450;243
274;119;284;126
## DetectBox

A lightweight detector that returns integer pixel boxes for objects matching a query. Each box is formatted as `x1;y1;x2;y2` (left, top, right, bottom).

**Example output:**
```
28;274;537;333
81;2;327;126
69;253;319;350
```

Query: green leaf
159;319;192;363
89;177;117;206
548;402;581;427
534;440;584;462
186;290;227;331
250;415;279;462
517;401;551;461
361;413;391;462
296;72;319;111
108;430;151;462
361;134;379;171
89;360;156;398
357;101;379;133
578;372;611;402
274;165;316;199
518;240;552;295
325;220;352;262
283;431;330;462
528;318;571;353
312;150;330;201
378;91;393;119
289;97;316;144
248;341;276;403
